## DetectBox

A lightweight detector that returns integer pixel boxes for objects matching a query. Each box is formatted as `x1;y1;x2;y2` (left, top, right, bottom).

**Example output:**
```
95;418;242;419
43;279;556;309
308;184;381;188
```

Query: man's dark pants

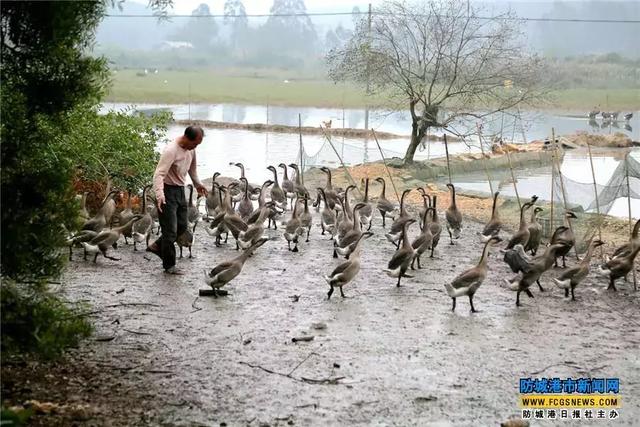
154;184;187;270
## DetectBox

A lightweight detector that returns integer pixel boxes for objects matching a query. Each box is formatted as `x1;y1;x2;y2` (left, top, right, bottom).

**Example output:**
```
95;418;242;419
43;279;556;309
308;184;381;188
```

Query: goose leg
367;221;372;231
340;287;347;298
469;295;477;313
430;247;435;258
516;291;521;307
124;236;129;245
83;248;88;261
179;247;183;258
224;233;228;243
321;224;325;235
451;297;456;312
380;211;386;227
564;288;569;298
189;247;192;258
134;242;138;251
93;253;99;263
306;228;310;243
327;286;334;300
292;242;299;252
570;286;576;301
607;277;617;291
417;256;422;269
537;280;545;292
525;289;534;298
448;229;454;245
411;258;416;270
562;256;567;268
288;240;292;251
69;246;73;261
396;276;402;287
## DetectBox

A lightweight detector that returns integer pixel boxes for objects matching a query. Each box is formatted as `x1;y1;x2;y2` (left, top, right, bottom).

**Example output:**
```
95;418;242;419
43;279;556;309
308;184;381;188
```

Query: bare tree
327;0;549;165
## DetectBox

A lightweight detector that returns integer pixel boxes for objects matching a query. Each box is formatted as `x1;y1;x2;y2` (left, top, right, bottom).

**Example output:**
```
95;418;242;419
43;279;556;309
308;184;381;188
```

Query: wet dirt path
44;215;640;425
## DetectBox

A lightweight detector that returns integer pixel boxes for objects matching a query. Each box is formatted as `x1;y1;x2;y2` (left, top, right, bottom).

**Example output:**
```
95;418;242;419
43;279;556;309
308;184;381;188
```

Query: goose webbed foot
410;259;416;270
333;249;338;258
607;278;617;291
571;287;576;301
292;244;299;252
112;242;118;249
451;297;456;312
537;280;545;292
525;289;534;298
564;288;570;298
340;287;347;298
516;291;521;307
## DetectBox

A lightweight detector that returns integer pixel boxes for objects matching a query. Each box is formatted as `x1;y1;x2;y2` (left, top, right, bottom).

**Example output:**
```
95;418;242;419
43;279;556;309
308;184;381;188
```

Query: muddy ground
3;209;639;426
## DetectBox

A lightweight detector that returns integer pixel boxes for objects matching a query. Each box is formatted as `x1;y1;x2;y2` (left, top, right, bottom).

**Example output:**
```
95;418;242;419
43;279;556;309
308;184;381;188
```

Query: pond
101;102;639;219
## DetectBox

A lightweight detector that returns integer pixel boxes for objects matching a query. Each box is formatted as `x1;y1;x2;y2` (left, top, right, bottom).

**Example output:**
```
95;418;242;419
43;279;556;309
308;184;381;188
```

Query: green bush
1;280;92;359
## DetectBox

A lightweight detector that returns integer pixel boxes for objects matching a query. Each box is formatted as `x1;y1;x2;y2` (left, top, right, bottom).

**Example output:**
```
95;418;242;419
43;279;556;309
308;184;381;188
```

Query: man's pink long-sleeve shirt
153;139;203;201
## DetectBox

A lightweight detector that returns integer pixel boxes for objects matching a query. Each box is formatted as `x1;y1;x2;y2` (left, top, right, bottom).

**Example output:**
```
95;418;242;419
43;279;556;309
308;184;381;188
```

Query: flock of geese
66;161;640;310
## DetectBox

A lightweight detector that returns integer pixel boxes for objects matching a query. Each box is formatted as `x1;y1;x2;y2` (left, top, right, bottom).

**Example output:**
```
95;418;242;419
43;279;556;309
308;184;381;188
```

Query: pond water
101;102;639;219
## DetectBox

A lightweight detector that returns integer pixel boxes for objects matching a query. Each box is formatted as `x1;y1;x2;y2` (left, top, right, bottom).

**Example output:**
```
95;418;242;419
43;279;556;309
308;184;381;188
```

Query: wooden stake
586;143;603;258
550;128;556;235
505;149;521;210
298;113;304;186
625;152;637;290
371;129;400;203
444;134;452;185
552;130;580;261
476;123;494;195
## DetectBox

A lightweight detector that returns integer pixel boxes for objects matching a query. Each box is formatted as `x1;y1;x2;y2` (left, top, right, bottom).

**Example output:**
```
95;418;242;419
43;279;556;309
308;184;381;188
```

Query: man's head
181;126;204;150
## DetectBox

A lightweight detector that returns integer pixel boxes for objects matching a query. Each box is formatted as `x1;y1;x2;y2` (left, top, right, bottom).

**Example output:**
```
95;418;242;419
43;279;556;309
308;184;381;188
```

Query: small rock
333;363;340;369
116;288;125;294
243;339;252;345
311;322;327;330
220;422;227;427
414;395;437;403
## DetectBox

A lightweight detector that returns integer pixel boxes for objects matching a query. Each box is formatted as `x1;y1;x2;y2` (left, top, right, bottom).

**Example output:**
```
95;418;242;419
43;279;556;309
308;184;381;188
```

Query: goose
186;184;202;226
206;185;232;246
236;177;254;220
205;172;221;218
587;109;600;119
624;112;633;121
598;244;640;291
553;239;605;300
230;162;255;195
601;111;612;120
267;165;286;210
334;203;367;259
246;180;275;226
445;183;462;244
416;188;431;231
411;207;434;269
504;200;535;250
78;191;91;221
317;188;337;237
550;211;578;268
611;111;620;121
504;242;568;305
238;202;275;250
117;190;136;244
319;166;340;210
324;232;373;299
299;196;313;243
480;192;501;242
99;175;118;226
608;218;640;261
132;185;153;251
177;222;197;258
81;215;143;263
358;178;373;231
385;219;416;287
385;189;412;248
428;195;443;258
524;207;544;255
445;236;503;312
279;163;295;207
203;237;269;297
283;196;304;252
288;163;309;199
335;185;356;247
81;190;118;233
66;230;98;261
374;177;396;227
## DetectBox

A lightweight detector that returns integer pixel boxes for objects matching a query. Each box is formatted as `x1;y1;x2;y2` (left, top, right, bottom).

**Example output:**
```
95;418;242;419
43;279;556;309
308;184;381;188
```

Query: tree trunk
403;120;426;165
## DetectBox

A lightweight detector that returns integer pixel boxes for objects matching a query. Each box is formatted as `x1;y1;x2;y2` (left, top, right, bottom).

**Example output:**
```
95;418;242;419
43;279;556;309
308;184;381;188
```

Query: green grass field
106;68;640;111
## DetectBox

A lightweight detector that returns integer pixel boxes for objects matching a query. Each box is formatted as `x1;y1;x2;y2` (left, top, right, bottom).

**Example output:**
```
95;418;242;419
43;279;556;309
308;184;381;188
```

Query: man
147;126;208;274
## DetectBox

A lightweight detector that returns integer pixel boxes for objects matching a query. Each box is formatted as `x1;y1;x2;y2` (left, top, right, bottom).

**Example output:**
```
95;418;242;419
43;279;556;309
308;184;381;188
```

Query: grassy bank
106;68;639;111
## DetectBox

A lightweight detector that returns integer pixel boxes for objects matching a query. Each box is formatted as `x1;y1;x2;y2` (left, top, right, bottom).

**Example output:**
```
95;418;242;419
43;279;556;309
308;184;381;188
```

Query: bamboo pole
298;113;304;186
371;129;400;203
625;152;637;290
586;143;603;258
550;128;556;236
319;125;362;198
444;134;452;185
505;149;521;210
476;123;494;195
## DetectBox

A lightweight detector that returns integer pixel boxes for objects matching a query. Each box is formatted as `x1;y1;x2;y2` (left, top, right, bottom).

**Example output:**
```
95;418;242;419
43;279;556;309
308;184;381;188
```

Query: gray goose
279;163;295;208
299;196;313;243
132;184;153;251
205;172;221;218
288;163;309;199
504;200;535;250
116;190;136;244
238;201;275;250
598;243;640;291
334;203;367;259
445;183;462;244
550;211;578;268
445;236;503;312
283;196;304;252
358;178;373;231
480;192;501;242
428;195;443;258
524;207;544;255
554;239;605;300
385;189;412;248
335;185;356;247
81;190;118;233
385;219;416;287
236;177;254;220
324;231;373;299
317;188;337;237
374;177;396;227
267;165;286;211
504;242;569;306
609;218;639;261
411;206;434;269
81;215;143;263
246;180;274;226
319;166;340;210
416;188;430;231
203;237;269;297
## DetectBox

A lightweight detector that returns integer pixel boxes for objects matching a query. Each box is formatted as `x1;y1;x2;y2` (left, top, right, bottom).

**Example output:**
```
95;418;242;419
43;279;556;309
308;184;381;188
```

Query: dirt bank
2;210;639;425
